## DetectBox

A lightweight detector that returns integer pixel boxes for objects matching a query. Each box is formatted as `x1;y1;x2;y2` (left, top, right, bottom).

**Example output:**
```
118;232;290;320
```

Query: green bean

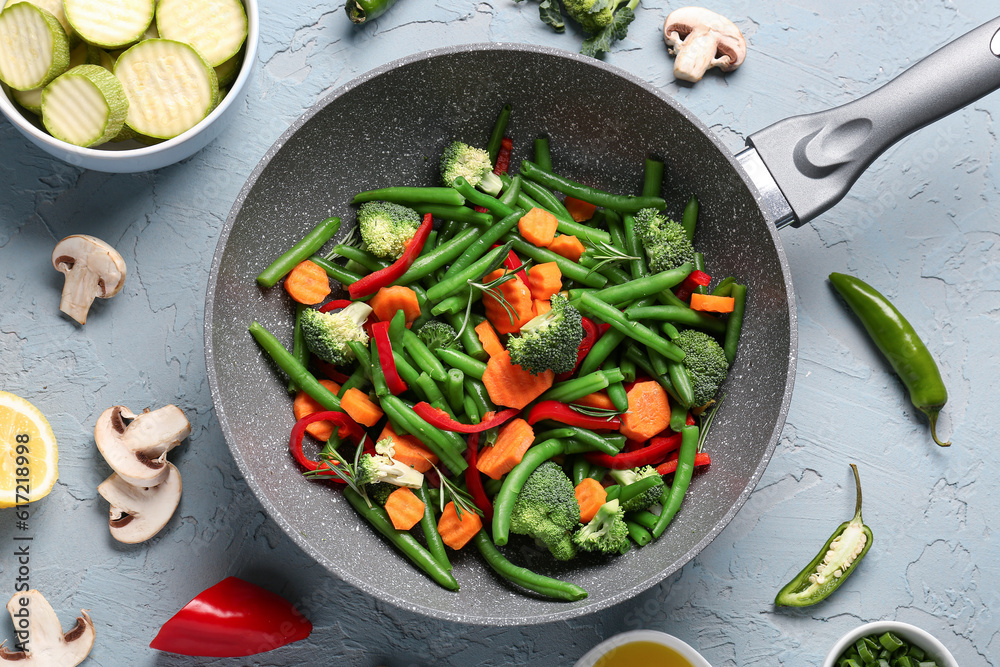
389;309;407;347
414;373;454;416
522;179;612;245
587;465;608;482
619;475;662;505
431;289;480;317
445;368;465;414
412;204;493;227
249;321;342;411
343;487;459;591
577;328;627;377
518;177;573;223
657;286;690;310
473;530;587;601
603;359;629;412
503;235;607;288
351;187;465;207
444;312;489;363
337;365;368;397
520;160;666;213
586;264;691;306
409;284;432;331
416;482;452;572
604;484;621;501
426;245;507;303
487;103;513;165
391;351;427;399
624;305;727;334
257;216;341;287
642;156;665;198
622;213;651;280
681;195;699;242
578;252;632;285
345;258;369;276
308;255;364;287
380;395;467;473
423;230;439;253
443;210;526;278
369;336;389;397
500;175;522;208
463;395;480;424
492;438;565;545
668;358;695;411
626;520;652;547
576;292;685;362
463;377;494;416
287;304;308;394
712;276;736;297
331;244;389;272
438;219;458;242
346;341;373;380
402;328;448;382
571;456;591;486
622;345;682;406
693;252;707;295
534;427;624;456
651;425;699;539
540;369;625;404
724;284;746;365
618;353;636;384
533;135;552;171
451;177;517;219
626;510;659;532
396;228;480;285
435;347;487;380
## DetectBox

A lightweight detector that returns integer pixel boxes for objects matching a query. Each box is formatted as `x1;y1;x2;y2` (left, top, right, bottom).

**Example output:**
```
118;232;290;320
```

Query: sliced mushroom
94;405;190;487
1;590;95;666
98;462;182;543
51;234;127;325
663;7;747;83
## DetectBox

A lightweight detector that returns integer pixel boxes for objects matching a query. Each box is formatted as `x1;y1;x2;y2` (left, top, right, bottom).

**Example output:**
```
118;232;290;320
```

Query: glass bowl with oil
575;630;712;667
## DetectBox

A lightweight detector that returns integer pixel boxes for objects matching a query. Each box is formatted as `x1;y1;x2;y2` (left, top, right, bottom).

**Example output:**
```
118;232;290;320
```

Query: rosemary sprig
455;243;531;339
584;240;639;276
308;437;372;507
431;462;482;520
696;394;725;452
568;404;625;420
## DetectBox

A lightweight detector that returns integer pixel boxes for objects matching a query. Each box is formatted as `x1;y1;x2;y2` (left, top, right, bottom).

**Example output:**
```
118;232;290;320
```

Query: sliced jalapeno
775;464;873;607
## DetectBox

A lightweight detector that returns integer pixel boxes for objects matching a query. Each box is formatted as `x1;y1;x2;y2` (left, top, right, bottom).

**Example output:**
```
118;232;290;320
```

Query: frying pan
205;18;1000;624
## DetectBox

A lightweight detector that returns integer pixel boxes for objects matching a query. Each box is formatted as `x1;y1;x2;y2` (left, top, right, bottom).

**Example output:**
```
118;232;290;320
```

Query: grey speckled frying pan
205;23;1000;624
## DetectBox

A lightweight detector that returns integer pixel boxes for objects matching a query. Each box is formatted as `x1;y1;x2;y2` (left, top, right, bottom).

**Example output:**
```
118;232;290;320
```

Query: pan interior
206;45;796;625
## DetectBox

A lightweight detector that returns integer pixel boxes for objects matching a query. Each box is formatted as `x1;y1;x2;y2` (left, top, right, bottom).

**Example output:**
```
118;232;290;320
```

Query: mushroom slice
94;404;191;487
51;234;127;324
1;590;95;666
663;7;747;83
98;462;182;543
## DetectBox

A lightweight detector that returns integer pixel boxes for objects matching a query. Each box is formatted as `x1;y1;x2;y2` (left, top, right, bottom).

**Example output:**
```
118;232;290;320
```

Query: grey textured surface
1;1;998;665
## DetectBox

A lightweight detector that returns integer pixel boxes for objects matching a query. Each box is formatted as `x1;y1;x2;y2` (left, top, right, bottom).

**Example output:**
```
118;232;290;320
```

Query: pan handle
746;15;1000;228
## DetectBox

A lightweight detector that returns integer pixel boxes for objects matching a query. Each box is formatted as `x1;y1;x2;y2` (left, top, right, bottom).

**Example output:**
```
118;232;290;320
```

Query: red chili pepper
413;402;519;433
526;400;622;430
289;411;362;477
656;451;712;476
318;299;353;313
584;432;682;469
674;269;712;302
348;214;432;299
494;137;513;175
557;316;599;381
464;433;494;521
371;321;408;394
149;576;312;657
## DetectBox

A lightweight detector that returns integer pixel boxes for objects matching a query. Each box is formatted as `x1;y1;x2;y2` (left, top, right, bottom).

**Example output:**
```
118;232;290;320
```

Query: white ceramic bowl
823;621;959;667
0;0;258;173
575;630;712;667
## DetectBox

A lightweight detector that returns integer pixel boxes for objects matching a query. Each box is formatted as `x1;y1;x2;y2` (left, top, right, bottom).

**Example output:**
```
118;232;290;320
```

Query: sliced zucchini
12;85;42;114
3;0;75;43
41;64;128;147
97;49;116;73
213;48;243;88
63;0;154;49
0;3;69;91
114;39;218;139
156;0;247;67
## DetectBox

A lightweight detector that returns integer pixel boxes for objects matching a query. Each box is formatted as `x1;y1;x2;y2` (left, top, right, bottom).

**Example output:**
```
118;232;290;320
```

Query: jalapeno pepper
829;272;950;447
775;464;873;607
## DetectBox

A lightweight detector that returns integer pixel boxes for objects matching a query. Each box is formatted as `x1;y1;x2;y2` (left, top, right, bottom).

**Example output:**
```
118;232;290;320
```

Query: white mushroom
98;462;182;543
94;405;191;487
663;7;747;83
1;590;95;666
51;234;126;324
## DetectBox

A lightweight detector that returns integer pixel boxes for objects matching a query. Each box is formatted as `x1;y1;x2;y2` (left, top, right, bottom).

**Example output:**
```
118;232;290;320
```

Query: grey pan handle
746;15;1000;228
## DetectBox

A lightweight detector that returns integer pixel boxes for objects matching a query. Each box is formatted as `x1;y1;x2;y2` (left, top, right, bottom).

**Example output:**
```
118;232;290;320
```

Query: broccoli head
562;0;615;33
609;465;664;513
509;461;581;561
440;140;503;196
416;319;458;352
633;207;695;273
506;294;584;375
355;452;424;489
300;301;373;366
365;482;397;506
573;498;630;555
357;200;421;259
674;329;729;406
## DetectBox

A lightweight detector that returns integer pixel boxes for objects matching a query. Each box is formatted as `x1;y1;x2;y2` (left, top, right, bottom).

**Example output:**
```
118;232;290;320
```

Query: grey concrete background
2;1;998;665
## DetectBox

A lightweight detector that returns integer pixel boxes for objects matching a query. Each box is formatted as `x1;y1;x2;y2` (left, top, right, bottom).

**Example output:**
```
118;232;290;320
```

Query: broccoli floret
440;140;503;196
609;465;664;513
300;301;373;366
562;0;616;33
357;200;421;259
633;207;695;274
509;461;581;561
506;294;584;375
355;453;424;489
416;319;458;352
365;482;397;506
573;498;630;555
674;329;729;406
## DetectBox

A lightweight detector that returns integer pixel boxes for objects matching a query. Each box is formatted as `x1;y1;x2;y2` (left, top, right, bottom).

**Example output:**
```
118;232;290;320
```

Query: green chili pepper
346;0;400;24
829;273;950;447
774;464;873;607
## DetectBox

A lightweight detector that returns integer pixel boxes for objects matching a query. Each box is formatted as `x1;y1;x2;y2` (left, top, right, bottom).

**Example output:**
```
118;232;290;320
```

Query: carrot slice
482;350;555;409
476;418;534;480
370;285;421;326
339;387;384;427
437;501;483;550
378;424;438;473
475;319;505;359
548;234;586;262
482;269;534;335
293;379;342;441
518;207;559;248
527;261;562;301
619;380;671;442
689;293;736;313
531;298;551;318
572;391;616;411
384;487;426;531
283;260;331;304
564;196;597;222
575;477;608;522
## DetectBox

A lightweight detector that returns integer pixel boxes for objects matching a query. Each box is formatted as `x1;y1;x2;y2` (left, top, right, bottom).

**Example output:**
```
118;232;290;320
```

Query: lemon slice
0;391;58;508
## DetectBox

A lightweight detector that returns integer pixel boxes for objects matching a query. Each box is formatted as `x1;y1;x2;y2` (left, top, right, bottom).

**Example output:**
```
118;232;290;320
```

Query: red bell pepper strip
371;321;408;394
656;451;712;476
557;316;599;381
526;400;622;430
584;432;682;469
348;213;432;299
464;433;494;521
674;269;711;302
289;410;363;477
150;576;312;657
413;402;519;433
318;299;353;313
314;359;352;385
494;137;513;175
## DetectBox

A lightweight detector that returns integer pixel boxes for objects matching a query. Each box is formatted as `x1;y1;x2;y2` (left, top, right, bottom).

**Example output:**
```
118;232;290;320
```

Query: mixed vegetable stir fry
249;105;748;600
